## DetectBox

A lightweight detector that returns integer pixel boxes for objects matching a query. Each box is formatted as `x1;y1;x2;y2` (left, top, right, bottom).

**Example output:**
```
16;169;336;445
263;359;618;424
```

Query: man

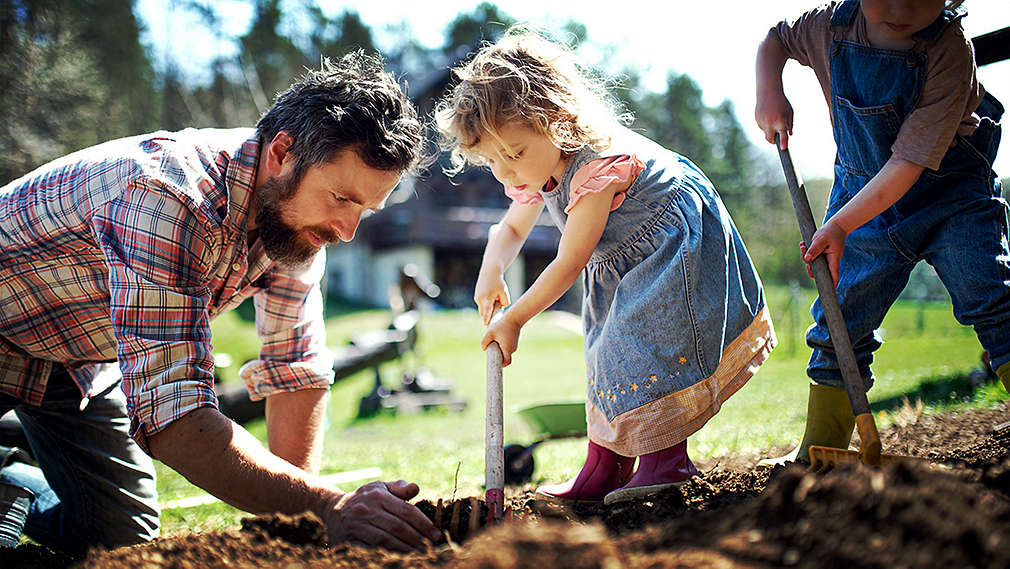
0;51;441;554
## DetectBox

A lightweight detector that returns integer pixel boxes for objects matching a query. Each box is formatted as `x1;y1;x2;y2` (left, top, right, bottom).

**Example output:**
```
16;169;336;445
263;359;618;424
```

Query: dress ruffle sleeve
564;155;645;214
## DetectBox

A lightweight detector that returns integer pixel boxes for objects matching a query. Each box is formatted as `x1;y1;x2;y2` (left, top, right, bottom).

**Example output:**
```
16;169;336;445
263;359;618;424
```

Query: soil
3;401;1009;569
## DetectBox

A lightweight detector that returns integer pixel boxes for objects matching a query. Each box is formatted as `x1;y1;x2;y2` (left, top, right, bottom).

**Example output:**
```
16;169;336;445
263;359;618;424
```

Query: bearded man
0;51;440;555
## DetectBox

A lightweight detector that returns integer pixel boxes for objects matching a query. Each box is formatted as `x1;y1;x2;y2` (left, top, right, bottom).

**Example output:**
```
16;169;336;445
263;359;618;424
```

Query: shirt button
232;263;242;271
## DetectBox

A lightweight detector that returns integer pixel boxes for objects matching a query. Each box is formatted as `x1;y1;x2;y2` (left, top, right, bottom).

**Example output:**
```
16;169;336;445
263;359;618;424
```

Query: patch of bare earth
5;403;1009;569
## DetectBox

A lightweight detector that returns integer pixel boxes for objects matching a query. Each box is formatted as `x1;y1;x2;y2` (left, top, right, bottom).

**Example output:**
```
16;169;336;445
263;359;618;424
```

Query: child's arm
481;182;622;366
804;156;925;285
475;201;543;325
755;31;794;150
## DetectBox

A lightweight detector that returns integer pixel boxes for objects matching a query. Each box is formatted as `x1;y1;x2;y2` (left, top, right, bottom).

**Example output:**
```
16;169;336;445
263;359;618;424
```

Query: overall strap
830;0;859;43
829;0;859;29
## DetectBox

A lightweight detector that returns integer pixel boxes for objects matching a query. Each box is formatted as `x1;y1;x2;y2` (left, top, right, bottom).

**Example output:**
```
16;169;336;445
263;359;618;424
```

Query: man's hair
256;51;425;182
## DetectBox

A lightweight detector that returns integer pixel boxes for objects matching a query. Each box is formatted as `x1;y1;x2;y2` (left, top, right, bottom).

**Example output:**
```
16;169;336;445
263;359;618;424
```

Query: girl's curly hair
435;25;630;175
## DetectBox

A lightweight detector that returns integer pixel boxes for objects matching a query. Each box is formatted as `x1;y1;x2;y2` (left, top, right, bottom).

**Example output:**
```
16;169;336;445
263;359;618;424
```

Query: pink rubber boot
535;441;635;503
603;441;698;504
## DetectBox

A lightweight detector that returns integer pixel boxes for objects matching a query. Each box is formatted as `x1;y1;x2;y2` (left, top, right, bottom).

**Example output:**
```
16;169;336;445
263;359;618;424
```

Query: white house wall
325;244;436;307
324;242;372;304
372;246;436;307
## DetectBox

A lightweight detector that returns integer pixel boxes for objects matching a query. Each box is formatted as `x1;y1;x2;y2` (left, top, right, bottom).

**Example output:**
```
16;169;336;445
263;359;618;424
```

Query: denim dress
540;127;776;456
807;0;1010;387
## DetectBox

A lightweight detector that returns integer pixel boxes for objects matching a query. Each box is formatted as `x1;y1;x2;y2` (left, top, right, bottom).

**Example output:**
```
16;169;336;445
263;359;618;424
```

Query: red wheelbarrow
504;401;587;485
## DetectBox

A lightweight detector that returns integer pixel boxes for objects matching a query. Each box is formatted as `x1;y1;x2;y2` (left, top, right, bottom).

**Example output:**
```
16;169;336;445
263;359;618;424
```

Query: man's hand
322;480;441;552
149;408;439;552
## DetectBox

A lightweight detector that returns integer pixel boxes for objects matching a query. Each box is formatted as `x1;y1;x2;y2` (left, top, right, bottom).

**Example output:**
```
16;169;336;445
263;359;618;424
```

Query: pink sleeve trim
564;155;645;214
504;184;545;205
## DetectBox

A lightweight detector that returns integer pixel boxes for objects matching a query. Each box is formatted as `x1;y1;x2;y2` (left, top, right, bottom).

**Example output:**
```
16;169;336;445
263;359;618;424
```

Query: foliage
0;0;813;285
0;0;157;182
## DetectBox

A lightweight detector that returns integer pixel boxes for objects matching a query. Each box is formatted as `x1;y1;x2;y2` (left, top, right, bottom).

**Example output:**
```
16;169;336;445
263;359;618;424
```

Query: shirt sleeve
93;175;220;454
238;248;334;400
891;26;980;170
564;155;645;214
771;2;835;70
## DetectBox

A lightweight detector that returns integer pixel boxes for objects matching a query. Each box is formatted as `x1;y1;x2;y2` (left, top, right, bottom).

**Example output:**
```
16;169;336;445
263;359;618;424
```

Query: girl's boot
603;440;698;504
535;441;635;503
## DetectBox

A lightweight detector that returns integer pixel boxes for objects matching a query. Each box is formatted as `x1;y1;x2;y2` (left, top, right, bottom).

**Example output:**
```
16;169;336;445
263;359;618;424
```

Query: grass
157;285;1007;535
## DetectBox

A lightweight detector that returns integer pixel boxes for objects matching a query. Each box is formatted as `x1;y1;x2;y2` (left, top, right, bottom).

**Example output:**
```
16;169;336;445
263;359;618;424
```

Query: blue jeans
0;366;159;554
807;175;1010;386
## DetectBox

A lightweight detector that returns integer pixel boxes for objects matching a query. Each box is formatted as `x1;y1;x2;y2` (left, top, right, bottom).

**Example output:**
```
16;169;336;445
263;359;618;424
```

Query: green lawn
157;285;1007;535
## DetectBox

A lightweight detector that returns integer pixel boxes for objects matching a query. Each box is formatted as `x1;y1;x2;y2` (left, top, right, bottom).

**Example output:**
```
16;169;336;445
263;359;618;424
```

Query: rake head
807;445;915;472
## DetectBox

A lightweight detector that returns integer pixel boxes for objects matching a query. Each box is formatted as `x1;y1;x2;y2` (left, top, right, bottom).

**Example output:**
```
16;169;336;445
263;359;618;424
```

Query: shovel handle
485;340;505;520
774;135;875;432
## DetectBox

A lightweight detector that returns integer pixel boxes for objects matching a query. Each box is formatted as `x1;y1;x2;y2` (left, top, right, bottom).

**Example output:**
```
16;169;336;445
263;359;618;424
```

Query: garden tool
485;339;505;521
775;134;913;469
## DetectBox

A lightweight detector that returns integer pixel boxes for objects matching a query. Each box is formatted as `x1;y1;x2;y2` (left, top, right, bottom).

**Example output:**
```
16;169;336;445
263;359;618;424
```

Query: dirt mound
4;403;1009;569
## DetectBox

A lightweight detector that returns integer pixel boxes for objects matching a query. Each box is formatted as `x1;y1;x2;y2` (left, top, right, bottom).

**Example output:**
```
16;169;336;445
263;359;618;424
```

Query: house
324;54;582;313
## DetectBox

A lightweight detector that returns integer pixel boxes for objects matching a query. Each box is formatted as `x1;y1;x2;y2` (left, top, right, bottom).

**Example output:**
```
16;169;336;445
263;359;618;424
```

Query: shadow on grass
869;368;995;413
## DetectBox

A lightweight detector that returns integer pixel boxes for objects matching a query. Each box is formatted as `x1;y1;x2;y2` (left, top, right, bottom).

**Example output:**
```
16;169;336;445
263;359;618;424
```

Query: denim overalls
807;0;1010;387
540;127;768;422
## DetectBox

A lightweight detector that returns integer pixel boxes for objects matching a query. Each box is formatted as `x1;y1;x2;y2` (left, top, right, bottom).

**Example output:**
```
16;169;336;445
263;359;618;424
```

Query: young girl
756;0;1007;463
437;28;776;504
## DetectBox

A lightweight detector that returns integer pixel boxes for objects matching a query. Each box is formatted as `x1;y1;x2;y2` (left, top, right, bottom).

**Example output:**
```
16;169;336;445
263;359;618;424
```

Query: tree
0;0;155;182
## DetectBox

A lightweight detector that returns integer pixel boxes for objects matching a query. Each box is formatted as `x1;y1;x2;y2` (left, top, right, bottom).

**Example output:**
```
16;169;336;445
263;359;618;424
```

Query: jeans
0;366;159;554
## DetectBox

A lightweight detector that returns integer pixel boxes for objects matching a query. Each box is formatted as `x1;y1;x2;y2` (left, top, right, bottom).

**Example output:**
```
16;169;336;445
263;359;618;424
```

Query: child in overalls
756;0;1007;462
437;28;776;504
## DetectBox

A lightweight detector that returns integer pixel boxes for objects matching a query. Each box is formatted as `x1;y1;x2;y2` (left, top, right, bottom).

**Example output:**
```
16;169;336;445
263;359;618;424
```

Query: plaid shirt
0;128;334;452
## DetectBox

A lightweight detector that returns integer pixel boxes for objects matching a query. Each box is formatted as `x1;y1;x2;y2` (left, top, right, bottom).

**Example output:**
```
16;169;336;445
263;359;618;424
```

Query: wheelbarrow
503;401;587;485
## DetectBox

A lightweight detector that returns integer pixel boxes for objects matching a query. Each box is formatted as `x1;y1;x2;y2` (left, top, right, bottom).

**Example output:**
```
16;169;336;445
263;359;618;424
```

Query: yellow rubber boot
759;383;855;466
996;361;1010;392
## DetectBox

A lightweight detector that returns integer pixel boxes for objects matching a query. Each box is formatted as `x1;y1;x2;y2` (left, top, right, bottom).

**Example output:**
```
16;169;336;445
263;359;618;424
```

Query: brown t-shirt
771;1;985;170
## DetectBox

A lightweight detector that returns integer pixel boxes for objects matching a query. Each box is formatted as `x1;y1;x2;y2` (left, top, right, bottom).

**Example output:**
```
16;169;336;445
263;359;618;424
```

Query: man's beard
255;173;326;269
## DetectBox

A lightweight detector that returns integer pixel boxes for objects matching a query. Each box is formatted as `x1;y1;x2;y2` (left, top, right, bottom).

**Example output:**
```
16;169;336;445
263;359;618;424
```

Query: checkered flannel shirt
0;128;334;452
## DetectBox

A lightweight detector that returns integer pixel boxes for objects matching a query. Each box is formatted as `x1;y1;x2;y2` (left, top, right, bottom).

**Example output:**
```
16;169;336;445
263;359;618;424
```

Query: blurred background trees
0;0;815;286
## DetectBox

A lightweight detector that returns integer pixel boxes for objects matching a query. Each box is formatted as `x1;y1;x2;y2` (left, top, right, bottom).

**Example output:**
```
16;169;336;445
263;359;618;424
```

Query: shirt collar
225;132;261;235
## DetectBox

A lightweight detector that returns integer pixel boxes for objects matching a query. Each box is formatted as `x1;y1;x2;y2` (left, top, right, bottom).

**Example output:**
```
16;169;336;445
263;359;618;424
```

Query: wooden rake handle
774;134;882;466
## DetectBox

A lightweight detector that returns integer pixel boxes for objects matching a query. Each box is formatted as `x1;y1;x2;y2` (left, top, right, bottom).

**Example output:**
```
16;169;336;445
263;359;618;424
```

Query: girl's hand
802;221;847;287
481;313;520;367
474;272;510;326
755;90;794;149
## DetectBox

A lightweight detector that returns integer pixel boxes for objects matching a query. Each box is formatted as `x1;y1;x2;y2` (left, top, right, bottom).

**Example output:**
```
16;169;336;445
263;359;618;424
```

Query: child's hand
802;221;847;287
481;314;520;367
474;273;510;326
755;90;794;150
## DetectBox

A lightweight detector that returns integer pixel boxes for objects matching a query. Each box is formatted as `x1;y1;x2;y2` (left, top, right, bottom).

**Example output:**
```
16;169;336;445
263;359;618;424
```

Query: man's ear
264;131;294;176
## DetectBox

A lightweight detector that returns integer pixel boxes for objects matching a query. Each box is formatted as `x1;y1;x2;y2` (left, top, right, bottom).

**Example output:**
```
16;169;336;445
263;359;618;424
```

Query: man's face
256;150;402;269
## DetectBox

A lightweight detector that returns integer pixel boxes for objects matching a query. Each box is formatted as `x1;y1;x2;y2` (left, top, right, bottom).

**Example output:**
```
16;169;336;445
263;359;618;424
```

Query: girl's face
471;122;568;195
861;0;946;49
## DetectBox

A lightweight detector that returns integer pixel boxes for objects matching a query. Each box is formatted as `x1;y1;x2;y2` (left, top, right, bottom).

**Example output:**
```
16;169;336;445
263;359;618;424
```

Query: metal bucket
0;481;34;548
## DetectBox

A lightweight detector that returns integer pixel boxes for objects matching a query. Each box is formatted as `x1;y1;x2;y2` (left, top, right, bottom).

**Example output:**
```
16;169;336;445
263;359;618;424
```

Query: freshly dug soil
4;402;1009;569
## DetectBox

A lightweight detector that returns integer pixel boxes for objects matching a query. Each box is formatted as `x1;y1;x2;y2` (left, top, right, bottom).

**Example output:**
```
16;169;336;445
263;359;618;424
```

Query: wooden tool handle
774;136;869;413
775;134;881;465
485;340;505;520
